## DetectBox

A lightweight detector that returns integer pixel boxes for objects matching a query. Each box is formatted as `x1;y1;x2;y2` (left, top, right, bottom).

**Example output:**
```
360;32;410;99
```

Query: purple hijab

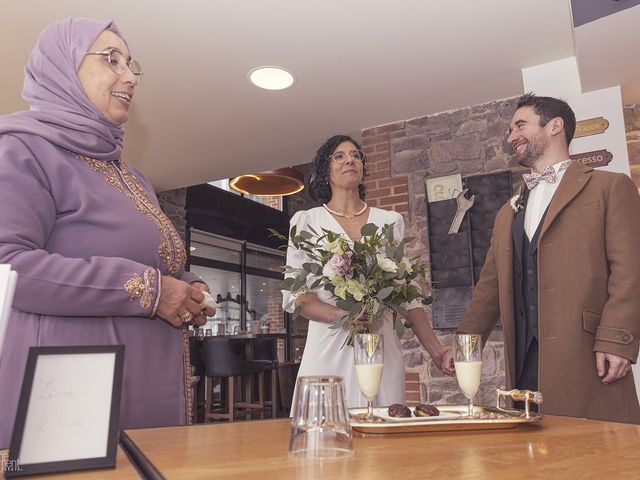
0;18;128;161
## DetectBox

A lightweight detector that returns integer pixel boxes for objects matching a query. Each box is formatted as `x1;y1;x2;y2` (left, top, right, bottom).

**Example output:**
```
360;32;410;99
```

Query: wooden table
119;415;640;479
0;447;139;479
5;415;639;478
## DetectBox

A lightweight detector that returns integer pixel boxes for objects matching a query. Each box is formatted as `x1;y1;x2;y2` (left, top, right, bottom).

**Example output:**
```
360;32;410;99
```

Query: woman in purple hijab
0;18;214;448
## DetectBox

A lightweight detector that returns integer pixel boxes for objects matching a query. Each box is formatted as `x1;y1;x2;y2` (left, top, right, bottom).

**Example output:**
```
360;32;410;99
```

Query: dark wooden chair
202;336;267;422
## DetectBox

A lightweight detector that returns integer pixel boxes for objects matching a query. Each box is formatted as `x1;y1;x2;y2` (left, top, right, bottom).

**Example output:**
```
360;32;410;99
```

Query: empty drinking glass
288;376;353;459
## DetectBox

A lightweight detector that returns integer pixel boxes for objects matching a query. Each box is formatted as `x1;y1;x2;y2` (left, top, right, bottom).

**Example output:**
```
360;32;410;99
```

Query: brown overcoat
458;161;640;423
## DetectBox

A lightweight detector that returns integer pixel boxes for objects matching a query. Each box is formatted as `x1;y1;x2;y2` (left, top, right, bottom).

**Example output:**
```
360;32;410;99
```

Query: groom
452;93;640;423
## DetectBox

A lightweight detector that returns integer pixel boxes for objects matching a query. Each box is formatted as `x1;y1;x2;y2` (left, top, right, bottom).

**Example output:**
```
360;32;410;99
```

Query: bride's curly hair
307;134;367;204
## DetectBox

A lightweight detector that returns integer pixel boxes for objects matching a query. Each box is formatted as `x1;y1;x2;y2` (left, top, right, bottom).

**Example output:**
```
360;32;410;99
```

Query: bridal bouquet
273;222;431;347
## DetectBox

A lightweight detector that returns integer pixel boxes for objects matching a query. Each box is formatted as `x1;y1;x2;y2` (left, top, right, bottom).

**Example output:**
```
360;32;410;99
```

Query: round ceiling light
248;66;295;90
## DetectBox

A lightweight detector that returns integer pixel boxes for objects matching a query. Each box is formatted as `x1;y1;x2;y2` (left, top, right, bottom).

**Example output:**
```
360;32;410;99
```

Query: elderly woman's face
77;30;138;126
328;141;364;191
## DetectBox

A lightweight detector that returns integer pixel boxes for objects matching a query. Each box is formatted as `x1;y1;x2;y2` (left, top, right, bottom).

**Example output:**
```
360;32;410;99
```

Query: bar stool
202;336;267;422
251;339;279;418
188;336;205;423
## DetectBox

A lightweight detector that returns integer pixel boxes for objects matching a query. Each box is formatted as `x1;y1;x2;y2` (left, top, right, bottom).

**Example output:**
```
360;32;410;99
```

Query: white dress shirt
524;160;570;240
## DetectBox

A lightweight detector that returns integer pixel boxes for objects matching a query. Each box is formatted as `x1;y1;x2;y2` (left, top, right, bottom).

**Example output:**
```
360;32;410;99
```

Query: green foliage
278;221;431;346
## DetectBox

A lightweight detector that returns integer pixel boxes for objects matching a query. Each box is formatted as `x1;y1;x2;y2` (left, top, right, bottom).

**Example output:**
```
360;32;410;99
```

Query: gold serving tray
349;405;543;434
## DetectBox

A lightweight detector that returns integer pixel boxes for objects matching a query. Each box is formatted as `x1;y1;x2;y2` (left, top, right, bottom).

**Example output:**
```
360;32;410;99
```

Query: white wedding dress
283;206;421;409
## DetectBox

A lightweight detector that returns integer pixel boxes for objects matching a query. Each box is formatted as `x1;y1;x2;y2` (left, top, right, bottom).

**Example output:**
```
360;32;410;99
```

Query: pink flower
329;251;353;278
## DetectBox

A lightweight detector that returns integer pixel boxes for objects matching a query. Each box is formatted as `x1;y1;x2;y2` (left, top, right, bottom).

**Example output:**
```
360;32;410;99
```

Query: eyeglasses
85;48;143;76
328;149;365;164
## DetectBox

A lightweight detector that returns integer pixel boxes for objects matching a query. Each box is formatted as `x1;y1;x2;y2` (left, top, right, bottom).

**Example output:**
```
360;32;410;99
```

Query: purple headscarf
0;18;129;161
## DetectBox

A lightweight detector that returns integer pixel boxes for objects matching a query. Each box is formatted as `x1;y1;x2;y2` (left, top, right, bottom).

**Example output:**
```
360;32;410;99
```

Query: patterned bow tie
522;160;572;190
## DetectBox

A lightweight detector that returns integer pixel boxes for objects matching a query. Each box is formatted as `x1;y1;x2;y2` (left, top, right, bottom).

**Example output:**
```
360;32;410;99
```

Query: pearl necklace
322;202;368;219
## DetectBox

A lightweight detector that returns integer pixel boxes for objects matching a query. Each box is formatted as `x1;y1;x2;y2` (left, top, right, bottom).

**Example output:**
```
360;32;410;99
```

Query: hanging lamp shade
229;167;304;196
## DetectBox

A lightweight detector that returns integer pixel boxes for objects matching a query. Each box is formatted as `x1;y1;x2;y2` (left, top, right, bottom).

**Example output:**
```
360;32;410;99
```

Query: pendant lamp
229;167;304;196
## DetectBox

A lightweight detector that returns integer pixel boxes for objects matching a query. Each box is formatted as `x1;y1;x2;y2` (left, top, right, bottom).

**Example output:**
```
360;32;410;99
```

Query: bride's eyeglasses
85;48;143;76
329;149;366;164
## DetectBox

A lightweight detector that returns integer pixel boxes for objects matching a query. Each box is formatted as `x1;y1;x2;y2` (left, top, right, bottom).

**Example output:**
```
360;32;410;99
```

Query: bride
282;134;453;408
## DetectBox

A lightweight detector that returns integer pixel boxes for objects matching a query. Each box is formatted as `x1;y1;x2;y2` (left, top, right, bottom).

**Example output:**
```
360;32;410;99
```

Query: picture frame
6;345;124;477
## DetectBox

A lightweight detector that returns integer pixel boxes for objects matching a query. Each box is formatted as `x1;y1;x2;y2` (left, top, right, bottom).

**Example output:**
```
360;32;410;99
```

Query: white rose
324;239;344;256
376;254;398;273
400;257;413;274
323;262;337;279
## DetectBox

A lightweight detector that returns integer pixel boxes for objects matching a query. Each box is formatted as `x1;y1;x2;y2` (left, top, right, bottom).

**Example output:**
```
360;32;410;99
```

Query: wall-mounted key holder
426;170;513;328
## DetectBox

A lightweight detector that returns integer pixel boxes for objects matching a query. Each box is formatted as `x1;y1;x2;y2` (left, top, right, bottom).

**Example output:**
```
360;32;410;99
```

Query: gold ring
181;311;193;324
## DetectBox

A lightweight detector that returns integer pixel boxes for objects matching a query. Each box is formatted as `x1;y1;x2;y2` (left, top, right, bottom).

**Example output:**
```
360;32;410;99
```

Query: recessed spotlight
248;66;295;90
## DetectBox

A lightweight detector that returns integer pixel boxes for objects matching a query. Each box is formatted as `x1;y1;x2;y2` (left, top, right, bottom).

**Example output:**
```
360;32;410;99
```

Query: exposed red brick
379;177;408;188
393;184;408;195
374;142;390;153
366;187;391;199
361;133;390;146
394;205;410;215
375;160;391;173
364;171;391;181
362;128;376;137
405;372;419;382
374;121;405;135
362;145;376;155
379;194;409;207
405;391;421;403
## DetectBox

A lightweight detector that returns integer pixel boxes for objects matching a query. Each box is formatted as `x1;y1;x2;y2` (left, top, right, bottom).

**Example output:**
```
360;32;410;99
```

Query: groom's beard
515;133;548;168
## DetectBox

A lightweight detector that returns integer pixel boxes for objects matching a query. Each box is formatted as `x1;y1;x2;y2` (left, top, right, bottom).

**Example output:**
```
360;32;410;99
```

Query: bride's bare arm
296;293;345;323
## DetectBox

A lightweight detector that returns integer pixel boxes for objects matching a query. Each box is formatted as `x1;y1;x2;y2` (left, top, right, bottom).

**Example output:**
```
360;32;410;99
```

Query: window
208;179;283;211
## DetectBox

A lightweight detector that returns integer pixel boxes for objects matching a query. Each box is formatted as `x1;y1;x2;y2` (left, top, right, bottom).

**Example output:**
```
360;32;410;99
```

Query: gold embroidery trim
124;267;157;311
78;155;186;274
182;327;193;425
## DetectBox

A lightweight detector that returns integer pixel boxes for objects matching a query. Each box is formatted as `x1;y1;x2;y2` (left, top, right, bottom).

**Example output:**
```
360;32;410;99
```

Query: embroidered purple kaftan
0;133;197;448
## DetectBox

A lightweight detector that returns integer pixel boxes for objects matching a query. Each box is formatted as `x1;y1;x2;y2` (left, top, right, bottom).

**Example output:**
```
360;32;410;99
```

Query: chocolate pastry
388;403;412;418
414;404;440;417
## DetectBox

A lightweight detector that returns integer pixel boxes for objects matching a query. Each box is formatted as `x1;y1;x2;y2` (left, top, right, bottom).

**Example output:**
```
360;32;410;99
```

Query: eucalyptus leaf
376;286;394;300
280;277;295;290
336;299;356;311
394;318;404;339
391;304;409;317
350;302;364;315
302;262;321;275
293;304;303;320
361;223;378;237
385;224;395;242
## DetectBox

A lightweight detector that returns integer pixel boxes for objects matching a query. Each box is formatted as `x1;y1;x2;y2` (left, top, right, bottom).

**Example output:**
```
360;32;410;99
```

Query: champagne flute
354;333;384;422
454;333;482;417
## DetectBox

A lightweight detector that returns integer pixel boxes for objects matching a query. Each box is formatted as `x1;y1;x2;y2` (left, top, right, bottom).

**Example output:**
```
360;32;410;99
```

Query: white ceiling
2;1;639;191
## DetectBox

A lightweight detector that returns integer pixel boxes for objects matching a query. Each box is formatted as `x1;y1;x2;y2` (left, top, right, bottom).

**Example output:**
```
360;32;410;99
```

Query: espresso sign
570;149;612;168
574;117;609;138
